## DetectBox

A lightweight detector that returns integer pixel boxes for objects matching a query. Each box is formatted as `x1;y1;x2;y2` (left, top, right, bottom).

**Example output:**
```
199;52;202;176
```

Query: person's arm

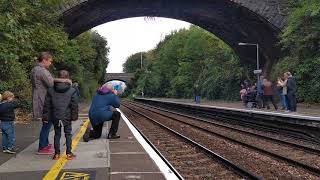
70;90;79;121
112;95;120;108
42;91;52;123
41;69;54;88
55;78;72;84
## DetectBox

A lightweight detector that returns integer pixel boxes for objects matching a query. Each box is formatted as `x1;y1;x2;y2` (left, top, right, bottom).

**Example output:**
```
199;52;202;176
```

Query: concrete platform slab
0;105;177;179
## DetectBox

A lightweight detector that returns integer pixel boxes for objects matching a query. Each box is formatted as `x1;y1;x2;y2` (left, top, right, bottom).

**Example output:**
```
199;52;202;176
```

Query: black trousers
54;120;72;154
287;92;297;112
263;95;278;110
89;111;121;139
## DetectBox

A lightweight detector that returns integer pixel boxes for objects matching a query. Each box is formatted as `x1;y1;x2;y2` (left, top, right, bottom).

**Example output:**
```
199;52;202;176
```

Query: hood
54;82;71;93
97;86;112;95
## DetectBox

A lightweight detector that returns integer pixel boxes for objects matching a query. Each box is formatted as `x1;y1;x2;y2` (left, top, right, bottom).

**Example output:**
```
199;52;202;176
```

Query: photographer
83;83;121;142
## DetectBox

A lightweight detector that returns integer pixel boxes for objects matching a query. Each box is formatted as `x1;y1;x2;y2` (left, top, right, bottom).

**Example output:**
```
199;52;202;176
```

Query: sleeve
10;101;18;109
42;91;52;121
41;69;54;88
112;95;120;108
70;90;79;121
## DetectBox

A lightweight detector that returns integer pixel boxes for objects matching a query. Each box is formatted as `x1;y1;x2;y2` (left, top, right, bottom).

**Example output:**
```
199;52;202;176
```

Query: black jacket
0;101;18;121
287;77;297;94
43;81;79;122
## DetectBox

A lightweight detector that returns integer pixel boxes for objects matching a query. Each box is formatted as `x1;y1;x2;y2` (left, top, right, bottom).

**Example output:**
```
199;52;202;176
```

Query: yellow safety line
43;119;90;180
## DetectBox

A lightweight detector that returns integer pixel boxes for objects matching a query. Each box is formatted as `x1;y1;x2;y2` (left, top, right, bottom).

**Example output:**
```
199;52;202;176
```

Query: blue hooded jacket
89;88;120;125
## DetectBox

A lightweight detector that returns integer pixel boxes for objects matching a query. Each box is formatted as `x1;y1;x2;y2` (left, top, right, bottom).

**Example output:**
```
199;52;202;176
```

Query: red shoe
47;144;53;149
66;153;76;160
52;154;60;160
37;148;53;155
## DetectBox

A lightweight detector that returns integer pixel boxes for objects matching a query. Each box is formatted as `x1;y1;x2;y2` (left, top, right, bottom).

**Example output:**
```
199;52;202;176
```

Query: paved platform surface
145;98;320;117
0;105;166;180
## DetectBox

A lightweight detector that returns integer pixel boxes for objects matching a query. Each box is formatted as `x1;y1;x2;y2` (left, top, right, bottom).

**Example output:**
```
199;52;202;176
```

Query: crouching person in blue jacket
83;83;121;142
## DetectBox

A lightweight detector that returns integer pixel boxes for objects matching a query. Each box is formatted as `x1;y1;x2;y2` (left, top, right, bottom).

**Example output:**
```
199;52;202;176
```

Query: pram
243;90;257;108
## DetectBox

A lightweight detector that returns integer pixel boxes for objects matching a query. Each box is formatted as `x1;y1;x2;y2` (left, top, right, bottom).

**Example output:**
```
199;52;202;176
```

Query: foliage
125;26;246;100
123;52;147;73
273;0;320;103
0;0;109;110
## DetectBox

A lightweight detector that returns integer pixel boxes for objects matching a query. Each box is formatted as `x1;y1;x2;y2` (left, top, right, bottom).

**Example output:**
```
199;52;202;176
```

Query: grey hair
102;82;114;90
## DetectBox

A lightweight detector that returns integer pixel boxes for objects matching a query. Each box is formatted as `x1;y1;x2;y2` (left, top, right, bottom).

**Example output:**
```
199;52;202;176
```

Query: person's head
104;83;114;91
58;70;70;79
2;91;14;101
286;72;292;77
284;72;290;79
263;78;268;83
38;52;53;69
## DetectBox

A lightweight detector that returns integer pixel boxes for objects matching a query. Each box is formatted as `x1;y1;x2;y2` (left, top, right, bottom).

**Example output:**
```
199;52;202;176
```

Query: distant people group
0;51;121;158
240;72;297;112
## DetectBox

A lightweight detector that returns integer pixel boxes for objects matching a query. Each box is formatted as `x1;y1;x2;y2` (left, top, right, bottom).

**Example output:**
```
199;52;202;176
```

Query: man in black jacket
285;72;297;112
43;70;78;160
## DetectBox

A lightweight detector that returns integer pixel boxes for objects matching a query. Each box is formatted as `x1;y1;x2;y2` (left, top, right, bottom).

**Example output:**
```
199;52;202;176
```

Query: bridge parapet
105;73;135;83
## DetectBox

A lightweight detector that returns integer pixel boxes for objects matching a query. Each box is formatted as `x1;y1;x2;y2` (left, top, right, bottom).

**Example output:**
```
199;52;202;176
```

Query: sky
93;17;191;73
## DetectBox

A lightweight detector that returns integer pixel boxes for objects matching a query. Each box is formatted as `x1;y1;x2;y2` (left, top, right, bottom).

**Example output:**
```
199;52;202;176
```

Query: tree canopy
0;0;109;109
125;26;247;100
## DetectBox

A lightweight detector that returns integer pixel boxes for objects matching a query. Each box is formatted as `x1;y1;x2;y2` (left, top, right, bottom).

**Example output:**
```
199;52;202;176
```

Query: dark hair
58;70;70;79
37;52;52;62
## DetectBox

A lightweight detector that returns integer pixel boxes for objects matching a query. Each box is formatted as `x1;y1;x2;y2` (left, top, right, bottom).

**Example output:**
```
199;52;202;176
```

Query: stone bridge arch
61;0;290;74
105;73;135;83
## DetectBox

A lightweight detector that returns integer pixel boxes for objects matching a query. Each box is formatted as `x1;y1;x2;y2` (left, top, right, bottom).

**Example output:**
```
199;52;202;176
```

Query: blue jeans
38;121;53;150
280;94;288;110
1;121;15;150
195;96;201;104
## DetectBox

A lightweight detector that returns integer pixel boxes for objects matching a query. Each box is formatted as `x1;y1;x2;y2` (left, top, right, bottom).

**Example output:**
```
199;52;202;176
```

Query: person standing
0;91;18;154
83;83;121;142
30;52;71;155
262;78;278;111
277;77;288;110
285;72;297;112
256;76;265;109
42;70;78;160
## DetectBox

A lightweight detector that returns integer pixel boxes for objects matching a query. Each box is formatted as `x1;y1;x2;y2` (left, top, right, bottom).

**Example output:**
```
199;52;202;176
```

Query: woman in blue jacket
84;83;121;142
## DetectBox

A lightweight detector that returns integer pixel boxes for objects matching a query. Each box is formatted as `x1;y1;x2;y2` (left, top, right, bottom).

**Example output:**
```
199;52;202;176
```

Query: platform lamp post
238;42;262;85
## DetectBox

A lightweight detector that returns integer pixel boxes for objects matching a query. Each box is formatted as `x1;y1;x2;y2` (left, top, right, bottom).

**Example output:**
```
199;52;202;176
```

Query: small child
0;91;18;154
42;70;79;160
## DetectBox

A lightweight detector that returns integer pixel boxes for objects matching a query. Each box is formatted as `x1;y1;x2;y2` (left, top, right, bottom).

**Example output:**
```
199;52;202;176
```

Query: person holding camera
83;83;121;142
42;70;79;160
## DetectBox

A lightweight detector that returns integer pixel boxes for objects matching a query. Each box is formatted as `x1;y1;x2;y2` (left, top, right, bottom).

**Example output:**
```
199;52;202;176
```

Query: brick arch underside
62;0;287;75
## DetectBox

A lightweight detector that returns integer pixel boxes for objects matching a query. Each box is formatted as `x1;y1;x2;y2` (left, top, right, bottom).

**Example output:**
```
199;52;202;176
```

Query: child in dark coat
43;70;79;160
0;91;18;154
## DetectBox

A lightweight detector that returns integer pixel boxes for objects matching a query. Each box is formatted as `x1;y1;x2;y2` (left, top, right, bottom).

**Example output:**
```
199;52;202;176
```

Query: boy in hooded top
42;70;79;160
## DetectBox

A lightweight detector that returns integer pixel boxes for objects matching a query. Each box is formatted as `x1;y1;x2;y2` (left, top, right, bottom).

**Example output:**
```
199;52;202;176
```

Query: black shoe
107;134;120;139
83;133;90;142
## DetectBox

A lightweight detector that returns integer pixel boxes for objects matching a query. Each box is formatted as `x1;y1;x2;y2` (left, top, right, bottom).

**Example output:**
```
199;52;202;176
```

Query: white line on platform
118;109;181;180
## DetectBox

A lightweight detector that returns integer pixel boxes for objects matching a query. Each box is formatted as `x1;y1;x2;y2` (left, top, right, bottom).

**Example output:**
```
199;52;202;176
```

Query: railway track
129;101;320;155
121;105;261;179
121;101;320;179
137;99;320;146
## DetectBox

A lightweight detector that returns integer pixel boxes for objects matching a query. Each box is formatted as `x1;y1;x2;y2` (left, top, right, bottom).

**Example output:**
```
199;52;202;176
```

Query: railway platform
135;98;320;123
0;106;173;180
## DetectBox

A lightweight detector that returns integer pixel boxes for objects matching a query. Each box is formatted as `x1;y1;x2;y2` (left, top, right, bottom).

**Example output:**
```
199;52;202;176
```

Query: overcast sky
93;17;191;73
